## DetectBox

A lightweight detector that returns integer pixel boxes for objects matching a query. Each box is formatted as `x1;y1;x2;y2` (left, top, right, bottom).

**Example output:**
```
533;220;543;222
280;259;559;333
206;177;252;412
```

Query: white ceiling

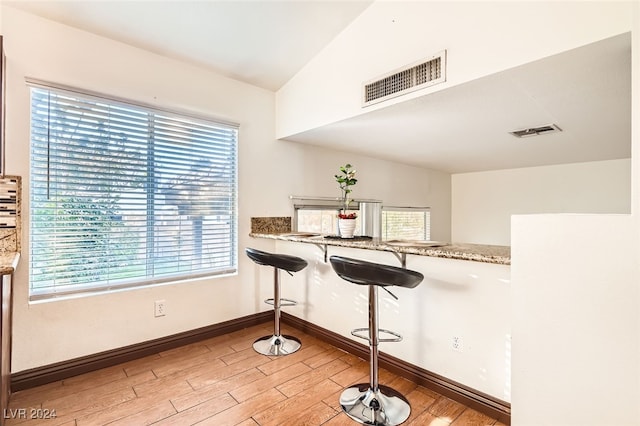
6;0;372;91
6;1;631;174
286;33;632;173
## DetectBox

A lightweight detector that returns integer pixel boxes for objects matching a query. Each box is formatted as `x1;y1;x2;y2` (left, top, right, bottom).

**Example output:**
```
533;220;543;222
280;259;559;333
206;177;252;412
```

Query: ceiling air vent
509;124;562;138
363;50;446;107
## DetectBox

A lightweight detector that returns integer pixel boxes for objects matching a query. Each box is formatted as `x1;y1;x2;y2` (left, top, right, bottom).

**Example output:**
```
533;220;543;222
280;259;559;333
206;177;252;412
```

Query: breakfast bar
250;231;511;265
249;222;512;420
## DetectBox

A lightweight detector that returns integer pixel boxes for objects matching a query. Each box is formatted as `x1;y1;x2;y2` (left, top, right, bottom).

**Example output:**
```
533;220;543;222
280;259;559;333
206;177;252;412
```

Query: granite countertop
0;251;20;275
249;232;510;265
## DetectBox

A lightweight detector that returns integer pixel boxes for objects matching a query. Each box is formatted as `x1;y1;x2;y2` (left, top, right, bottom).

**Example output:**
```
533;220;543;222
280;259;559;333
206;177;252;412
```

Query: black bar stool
330;255;424;426
246;247;307;356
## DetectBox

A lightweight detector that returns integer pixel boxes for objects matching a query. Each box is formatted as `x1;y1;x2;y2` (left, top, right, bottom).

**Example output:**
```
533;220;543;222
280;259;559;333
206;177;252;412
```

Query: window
293;198;361;236
296;208;344;235
293;199;430;241
382;207;431;240
29;83;238;299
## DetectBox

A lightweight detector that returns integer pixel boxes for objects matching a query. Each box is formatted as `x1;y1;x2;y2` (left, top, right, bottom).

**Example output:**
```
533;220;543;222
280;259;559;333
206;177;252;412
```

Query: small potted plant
335;163;357;237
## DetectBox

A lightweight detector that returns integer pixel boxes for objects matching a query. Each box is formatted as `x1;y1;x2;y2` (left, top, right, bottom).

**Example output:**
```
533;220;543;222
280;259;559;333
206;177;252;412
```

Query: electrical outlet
452;336;464;352
154;300;166;317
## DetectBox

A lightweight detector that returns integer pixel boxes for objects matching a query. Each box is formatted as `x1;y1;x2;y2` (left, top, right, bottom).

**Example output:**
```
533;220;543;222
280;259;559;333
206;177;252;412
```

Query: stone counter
249;232;510;265
0;252;20;275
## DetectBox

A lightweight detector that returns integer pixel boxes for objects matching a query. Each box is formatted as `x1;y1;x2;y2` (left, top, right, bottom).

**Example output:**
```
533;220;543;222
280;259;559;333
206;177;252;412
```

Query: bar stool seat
330;256;423;289
246;248;308;273
330;255;424;426
246;247;307;356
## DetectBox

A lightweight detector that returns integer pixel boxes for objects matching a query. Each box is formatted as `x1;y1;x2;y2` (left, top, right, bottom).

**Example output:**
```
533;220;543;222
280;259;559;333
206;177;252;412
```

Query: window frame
28;79;239;300
292;197;431;241
292;197;360;236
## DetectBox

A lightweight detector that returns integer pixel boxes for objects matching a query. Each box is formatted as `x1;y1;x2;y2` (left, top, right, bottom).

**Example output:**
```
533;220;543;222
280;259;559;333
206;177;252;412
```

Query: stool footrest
350;328;403;343
264;298;297;307
350;328;369;341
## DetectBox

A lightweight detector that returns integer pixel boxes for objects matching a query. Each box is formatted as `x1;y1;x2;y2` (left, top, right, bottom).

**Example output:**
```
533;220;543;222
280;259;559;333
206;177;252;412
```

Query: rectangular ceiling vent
363;50;446;107
509;124;563;138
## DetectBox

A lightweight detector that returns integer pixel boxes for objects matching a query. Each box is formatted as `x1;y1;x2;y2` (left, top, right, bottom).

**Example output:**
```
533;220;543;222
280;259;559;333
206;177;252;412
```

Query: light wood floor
7;323;507;425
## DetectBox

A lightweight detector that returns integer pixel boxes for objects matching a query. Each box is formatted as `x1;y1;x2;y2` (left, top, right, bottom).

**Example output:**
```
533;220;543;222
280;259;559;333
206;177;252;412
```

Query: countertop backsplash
0;176;20;253
250;217;292;234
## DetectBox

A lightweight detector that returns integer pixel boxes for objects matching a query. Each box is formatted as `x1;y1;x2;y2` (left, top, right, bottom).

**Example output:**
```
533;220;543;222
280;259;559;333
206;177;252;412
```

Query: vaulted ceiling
6;0;372;91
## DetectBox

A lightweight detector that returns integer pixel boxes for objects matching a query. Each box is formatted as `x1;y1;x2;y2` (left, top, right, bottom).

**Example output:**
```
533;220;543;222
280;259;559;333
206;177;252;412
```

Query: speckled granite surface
250;217;292;234
0;252;20;274
0;230;18;252
249;232;510;265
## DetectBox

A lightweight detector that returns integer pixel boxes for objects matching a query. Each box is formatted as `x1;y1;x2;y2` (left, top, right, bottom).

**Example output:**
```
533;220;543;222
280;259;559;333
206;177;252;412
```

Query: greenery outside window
29;82;238;300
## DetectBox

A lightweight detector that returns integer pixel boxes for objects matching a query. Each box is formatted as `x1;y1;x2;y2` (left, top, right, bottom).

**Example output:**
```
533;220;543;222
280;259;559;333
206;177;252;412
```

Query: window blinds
381;209;431;241
29;84;238;299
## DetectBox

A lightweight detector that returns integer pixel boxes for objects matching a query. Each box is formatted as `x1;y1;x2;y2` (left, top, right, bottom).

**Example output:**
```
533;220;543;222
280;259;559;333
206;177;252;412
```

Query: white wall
510;2;640;425
452;159;631;245
274;240;511;401
2;6;450;372
511;214;639;425
276;1;632;139
286;144;451;241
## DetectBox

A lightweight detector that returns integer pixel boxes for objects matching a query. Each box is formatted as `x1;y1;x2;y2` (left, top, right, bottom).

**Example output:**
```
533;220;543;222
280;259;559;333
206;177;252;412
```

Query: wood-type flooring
6;323;508;425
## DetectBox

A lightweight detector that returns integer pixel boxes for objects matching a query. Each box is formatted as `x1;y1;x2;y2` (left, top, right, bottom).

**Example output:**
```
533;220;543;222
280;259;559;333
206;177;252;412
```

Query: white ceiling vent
363;50;446;107
509;124;563;138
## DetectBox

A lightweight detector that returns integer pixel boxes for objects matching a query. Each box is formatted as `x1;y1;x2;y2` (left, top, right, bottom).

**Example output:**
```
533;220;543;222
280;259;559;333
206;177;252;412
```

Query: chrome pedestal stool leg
253;267;301;356
339;285;410;426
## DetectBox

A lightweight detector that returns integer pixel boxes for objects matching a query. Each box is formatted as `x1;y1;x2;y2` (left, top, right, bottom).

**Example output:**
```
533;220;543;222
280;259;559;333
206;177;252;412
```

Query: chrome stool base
253;334;301;356
340;383;411;426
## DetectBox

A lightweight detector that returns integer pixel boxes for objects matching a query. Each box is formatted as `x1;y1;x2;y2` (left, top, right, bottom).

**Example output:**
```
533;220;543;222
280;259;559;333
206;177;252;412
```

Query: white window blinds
381;208;431;241
29;84;238;299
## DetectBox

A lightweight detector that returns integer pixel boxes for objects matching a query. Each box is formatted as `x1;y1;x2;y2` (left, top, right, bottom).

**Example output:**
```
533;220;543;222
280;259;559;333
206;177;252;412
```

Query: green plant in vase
335;163;357;237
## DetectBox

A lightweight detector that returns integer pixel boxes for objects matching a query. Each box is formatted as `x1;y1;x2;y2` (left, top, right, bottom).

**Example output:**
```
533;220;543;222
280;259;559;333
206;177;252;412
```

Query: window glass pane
296;208;362;236
297;209;338;234
29;85;238;299
382;209;430;240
